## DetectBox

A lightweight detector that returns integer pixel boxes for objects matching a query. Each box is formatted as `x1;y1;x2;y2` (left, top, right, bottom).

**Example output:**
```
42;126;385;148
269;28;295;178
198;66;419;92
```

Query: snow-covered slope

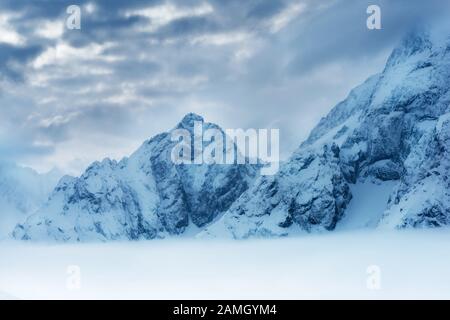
202;28;450;238
13;114;258;241
0;163;60;238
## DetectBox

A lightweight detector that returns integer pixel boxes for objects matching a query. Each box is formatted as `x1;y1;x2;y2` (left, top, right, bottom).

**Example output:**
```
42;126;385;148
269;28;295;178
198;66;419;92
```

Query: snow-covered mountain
9;28;450;242
0;163;60;238
13;114;258;241
202;28;450;239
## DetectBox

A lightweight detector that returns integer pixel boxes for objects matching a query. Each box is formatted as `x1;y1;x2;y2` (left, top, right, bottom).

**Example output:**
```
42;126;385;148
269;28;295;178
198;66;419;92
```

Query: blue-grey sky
0;0;448;174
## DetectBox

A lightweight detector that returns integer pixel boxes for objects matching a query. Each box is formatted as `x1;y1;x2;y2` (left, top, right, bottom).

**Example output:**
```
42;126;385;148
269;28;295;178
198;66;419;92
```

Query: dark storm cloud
246;0;286;19
208;0;285;21
287;0;450;74
0;0;449;172
150;0;291;40
154;16;219;39
0;0;69;19
0;0;160;17
0;44;43;81
0;0;163;47
63;14;147;47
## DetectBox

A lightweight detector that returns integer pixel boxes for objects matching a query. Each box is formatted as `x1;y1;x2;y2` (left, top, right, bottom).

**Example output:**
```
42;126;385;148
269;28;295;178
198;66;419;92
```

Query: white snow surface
337;180;398;230
1;229;450;299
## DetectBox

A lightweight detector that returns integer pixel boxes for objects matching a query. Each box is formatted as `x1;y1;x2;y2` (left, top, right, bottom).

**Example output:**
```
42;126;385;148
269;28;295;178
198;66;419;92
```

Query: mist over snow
2;229;450;299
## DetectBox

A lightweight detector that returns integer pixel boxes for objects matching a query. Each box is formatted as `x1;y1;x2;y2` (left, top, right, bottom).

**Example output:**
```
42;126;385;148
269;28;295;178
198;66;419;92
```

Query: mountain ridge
9;27;450;241
13;114;259;241
202;27;450;239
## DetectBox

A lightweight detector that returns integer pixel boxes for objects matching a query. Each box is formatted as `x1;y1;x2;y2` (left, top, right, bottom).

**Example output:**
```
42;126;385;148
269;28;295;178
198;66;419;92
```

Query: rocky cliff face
202;29;450;238
13;114;258;241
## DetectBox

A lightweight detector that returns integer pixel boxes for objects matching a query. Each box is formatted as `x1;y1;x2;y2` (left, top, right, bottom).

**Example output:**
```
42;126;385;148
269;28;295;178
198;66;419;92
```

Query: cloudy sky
0;0;448;174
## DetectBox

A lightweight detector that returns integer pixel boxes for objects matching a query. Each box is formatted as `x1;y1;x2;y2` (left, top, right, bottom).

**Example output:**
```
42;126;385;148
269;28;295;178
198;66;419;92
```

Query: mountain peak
13;109;259;241
177;113;205;129
386;27;432;67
